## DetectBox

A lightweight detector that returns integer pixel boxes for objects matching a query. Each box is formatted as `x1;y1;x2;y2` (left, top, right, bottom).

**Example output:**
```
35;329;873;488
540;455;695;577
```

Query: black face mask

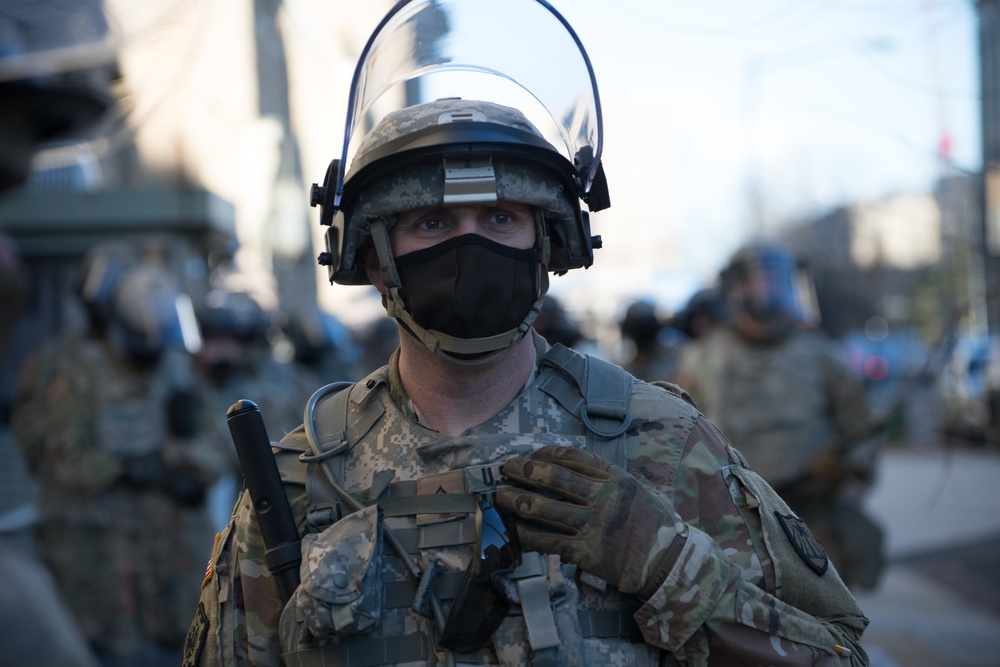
394;234;539;340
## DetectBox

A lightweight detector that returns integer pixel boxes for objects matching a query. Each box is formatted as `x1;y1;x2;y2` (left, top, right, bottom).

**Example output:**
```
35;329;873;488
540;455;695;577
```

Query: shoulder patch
181;601;209;667
775;511;829;576
201;531;222;590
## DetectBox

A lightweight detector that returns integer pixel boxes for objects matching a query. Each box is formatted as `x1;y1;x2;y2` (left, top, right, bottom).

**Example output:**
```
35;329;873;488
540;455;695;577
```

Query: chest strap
538;344;634;468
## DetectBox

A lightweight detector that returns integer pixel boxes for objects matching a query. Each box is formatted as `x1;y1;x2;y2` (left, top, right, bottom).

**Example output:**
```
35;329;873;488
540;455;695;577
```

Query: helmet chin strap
369;212;551;367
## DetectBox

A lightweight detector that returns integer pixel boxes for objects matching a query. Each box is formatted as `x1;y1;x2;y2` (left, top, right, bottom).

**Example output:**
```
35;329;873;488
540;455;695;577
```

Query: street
854;445;1000;667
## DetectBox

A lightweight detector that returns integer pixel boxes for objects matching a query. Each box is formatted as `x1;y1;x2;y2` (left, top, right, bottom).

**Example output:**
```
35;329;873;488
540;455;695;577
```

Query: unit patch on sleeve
775;511;829;576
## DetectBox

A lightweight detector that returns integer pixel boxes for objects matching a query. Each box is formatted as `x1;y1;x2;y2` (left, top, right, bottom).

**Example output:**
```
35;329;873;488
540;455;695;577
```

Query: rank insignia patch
775;511;829;575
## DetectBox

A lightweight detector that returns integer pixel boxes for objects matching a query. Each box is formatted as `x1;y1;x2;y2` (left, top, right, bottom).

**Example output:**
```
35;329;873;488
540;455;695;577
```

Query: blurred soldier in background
194;287;308;530
0;229;99;667
670;285;726;343
618;298;681;382
532;294;586;349
11;244;232;666
282;305;366;389
674;240;884;590
0;2;119;664
195;287;305;439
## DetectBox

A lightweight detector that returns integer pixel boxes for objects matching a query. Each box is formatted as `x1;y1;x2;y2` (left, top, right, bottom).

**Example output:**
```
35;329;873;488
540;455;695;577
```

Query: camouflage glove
496;446;686;598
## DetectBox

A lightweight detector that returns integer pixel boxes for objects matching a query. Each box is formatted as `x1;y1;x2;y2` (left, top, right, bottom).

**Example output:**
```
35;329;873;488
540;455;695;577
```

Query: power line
845;36;980;100
759;82;980;176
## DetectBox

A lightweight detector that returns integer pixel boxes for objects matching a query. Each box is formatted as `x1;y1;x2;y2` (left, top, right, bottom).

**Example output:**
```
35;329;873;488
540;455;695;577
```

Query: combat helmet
309;0;611;363
721;239;817;342
311;0;609;286
313;97;606;286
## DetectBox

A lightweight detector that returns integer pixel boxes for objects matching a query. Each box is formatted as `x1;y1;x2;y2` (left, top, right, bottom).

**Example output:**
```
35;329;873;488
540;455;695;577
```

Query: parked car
935;334;1000;444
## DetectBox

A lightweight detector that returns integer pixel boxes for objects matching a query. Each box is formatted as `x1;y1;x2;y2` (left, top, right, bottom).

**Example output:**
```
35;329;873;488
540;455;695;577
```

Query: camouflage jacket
673;326;874;491
12;333;233;652
185;332;868;666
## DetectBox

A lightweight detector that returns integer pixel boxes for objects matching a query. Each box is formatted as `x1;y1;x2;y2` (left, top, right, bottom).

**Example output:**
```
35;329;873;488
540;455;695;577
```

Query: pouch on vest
490;551;585;667
286;504;384;639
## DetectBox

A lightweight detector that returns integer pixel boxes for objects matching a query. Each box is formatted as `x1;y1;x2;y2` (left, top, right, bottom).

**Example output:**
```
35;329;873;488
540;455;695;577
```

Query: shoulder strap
303;374;387;510
538;344;635;468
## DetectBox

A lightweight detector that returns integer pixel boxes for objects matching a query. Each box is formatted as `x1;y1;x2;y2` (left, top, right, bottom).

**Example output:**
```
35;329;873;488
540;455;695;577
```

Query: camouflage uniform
185;331;868;666
673;325;882;588
623;343;683;385
12;334;233;662
205;348;308;441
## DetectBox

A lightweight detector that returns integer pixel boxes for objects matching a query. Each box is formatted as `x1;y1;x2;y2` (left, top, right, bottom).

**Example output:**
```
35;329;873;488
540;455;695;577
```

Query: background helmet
721;240;816;340
196;289;270;345
284;306;360;367
672;286;726;340
620;299;664;347
76;241;137;333
107;262;201;362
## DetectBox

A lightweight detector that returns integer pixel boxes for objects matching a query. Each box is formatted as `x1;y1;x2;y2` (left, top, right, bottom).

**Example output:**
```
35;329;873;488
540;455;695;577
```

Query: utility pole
980;0;1000;333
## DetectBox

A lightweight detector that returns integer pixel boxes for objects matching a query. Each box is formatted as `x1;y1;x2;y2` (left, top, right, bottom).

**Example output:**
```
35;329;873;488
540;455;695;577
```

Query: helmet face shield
723;244;816;330
110;265;202;360
732;258;794;319
335;0;604;205
313;0;609;286
312;0;608;364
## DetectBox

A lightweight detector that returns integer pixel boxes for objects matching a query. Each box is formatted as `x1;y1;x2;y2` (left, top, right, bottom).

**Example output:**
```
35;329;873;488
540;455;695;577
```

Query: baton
227;399;301;603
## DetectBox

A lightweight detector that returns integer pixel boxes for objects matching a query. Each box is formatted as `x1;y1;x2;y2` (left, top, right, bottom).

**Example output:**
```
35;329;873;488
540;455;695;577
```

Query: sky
535;0;981;315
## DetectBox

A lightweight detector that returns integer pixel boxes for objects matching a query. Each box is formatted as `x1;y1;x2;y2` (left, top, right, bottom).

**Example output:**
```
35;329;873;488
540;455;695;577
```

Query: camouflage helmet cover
320;98;595;285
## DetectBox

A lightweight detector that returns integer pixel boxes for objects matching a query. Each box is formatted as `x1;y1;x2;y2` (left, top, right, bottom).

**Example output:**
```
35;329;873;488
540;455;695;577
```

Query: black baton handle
227;399;301;603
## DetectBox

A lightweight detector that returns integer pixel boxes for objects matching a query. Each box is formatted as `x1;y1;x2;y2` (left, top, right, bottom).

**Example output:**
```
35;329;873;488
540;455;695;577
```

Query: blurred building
785;191;945;338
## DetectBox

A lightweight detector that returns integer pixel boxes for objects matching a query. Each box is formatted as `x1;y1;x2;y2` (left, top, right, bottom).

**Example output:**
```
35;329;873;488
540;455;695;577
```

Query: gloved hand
496;446;686;598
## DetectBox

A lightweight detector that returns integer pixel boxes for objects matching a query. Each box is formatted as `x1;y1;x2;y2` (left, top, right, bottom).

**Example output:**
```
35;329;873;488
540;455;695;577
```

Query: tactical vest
278;344;672;667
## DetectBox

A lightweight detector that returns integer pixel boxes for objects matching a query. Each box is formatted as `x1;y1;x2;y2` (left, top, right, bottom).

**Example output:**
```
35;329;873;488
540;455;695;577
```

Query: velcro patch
201;532;222;590
775;511;829;576
181;601;209;667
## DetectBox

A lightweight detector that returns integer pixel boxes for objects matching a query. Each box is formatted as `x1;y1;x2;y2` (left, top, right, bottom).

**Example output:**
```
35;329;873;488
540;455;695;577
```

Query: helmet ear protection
310;158;351;281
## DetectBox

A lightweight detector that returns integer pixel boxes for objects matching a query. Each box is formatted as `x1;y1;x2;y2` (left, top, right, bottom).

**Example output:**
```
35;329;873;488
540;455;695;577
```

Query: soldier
674;240;884;591
13;246;232;666
1;3;118;664
184;1;870;665
532;295;585;350
618;299;681;382
671;286;726;343
282;305;367;390
196;288;307;439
